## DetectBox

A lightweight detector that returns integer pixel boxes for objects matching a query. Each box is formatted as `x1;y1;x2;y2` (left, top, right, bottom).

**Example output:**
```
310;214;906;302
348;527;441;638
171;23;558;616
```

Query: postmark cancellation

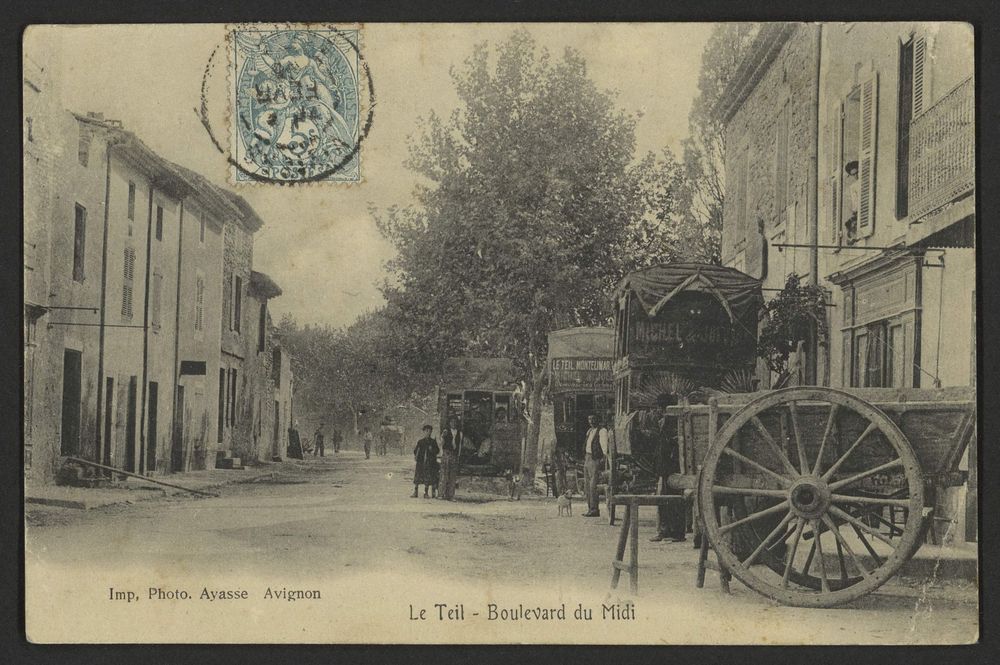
229;26;362;184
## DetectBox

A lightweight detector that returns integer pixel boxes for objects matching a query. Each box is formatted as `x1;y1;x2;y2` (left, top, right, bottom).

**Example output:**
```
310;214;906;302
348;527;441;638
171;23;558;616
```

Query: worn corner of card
226;23;367;186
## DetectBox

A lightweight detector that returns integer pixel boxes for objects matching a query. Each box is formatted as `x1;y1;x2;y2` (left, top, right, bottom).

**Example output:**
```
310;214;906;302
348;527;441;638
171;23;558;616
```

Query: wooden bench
609;494;688;595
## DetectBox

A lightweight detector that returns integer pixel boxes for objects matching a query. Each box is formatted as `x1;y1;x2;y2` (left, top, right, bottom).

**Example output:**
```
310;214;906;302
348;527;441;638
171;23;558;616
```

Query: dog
557;490;573;516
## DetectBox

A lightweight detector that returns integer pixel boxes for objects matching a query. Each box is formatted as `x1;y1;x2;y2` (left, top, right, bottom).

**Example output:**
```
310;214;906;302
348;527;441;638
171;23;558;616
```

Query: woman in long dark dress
412;425;440;498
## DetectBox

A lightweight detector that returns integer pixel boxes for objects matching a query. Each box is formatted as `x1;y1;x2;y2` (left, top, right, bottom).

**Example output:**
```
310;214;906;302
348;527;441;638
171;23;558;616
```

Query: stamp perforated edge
222;22;370;187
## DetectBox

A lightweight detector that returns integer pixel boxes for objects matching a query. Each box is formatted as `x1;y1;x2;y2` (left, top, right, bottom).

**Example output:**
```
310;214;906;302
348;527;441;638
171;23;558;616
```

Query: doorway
171;385;185;472
124;376;138;472
60;349;82;456
103;377;114;465
147;381;159;472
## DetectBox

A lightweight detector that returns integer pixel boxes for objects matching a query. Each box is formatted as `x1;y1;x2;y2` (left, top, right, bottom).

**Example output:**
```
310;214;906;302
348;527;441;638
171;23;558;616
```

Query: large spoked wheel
698;387;925;608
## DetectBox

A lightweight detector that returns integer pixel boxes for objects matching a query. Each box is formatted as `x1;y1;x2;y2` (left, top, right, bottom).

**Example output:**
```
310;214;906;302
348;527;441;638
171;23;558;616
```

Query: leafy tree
375;30;690;471
681;23;761;265
757;274;829;375
277;311;435;439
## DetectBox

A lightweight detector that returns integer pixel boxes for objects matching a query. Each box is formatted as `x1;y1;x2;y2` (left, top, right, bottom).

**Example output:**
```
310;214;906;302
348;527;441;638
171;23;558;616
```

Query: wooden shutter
195;277;205;331
857;72;878;239
122;246;135;318
830;100;843;245
912;35;928;116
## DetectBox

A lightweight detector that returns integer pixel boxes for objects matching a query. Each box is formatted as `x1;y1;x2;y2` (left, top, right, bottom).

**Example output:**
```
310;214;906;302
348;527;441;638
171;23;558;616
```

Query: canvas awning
614;262;763;323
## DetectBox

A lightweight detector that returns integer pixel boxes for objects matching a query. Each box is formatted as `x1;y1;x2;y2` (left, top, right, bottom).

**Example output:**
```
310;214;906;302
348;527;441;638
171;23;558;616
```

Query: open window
831;70;878;245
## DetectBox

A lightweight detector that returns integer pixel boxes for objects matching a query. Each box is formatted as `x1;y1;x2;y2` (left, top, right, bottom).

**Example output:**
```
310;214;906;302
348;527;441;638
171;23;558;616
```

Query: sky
25;23;713;328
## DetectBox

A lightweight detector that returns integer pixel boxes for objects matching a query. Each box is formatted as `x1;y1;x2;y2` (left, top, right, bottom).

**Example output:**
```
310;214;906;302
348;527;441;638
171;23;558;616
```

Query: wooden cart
663;385;975;607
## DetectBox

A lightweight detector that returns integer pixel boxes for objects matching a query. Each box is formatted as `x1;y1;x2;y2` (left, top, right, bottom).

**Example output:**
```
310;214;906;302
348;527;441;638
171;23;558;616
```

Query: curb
25;471;275;511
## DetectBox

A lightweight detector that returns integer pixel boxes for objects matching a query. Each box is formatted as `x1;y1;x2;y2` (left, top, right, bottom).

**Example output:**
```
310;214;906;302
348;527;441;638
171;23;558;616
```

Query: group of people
310;423;343;457
411;417;463;499
286;422;346;459
548;405;686;542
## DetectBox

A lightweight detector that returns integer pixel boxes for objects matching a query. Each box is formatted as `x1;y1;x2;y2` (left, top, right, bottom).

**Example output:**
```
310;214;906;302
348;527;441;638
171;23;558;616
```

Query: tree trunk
522;365;546;478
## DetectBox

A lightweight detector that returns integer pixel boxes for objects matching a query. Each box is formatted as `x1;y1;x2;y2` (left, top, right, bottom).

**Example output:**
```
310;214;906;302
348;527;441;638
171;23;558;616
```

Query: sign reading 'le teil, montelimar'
550;358;613;391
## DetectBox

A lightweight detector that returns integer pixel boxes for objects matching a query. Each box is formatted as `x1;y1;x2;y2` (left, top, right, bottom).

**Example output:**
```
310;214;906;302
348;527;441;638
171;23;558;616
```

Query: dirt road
24;451;978;644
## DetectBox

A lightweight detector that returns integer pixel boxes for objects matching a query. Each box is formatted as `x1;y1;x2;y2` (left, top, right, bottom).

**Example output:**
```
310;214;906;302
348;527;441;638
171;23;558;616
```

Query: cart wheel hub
788;476;831;519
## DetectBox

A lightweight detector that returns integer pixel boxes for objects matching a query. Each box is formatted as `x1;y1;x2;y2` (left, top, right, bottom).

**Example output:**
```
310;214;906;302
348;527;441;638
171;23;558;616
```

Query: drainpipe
138;184;154;475
809;23;824;384
94;143;113;466
169;200;185;472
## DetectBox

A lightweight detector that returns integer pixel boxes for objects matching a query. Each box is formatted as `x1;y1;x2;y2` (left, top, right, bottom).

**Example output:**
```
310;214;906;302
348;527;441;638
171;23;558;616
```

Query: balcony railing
908;76;974;221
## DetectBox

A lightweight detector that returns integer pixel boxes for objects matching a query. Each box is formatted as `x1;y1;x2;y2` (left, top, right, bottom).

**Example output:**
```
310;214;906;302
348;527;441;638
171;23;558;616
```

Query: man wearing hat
649;394;686;542
582;414;609;517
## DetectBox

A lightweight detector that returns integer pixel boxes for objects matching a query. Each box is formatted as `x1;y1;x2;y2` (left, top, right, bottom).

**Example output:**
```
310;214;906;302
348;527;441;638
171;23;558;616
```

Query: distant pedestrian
377;427;388;456
439;417;463;500
412;425;440;498
582;414;609;517
287;421;304;460
313;424;326;458
332;427;343;453
363;427;374;459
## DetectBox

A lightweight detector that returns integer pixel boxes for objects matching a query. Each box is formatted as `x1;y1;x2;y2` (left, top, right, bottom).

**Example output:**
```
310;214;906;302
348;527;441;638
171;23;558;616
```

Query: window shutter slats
857;72;878;239
122;246;135;319
912;36;927;116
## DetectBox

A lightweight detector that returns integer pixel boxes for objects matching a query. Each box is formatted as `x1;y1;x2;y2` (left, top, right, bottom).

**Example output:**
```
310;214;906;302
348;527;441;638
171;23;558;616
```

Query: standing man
332;427;342;453
313;423;326;458
363;427;374;459
582;414;609;517
439;417;463;500
649;394;686;542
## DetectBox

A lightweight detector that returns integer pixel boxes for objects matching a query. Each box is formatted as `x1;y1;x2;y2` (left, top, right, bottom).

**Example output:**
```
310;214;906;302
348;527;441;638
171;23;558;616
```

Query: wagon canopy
614;262;763;323
439;357;520;392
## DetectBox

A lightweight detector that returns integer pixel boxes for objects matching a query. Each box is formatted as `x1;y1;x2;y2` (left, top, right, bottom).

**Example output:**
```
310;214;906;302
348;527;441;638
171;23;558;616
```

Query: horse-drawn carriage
436;357;526;476
609;263;977;607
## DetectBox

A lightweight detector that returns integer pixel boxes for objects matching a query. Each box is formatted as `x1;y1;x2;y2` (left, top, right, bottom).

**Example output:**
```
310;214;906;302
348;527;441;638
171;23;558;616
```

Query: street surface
25;450;978;644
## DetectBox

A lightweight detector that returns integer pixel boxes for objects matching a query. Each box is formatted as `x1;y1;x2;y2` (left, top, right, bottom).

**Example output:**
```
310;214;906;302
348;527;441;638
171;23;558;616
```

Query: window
230;369;238;426
122;246;136;318
195;276;205;332
218;369;226;442
155;206;163;241
831;70;879;244
78;129;90;166
73;204;86;282
896;34;929;219
258;302;267;353
232;275;242;333
774;103;790;222
151;271;162;329
127;181;136;221
200;216;206;243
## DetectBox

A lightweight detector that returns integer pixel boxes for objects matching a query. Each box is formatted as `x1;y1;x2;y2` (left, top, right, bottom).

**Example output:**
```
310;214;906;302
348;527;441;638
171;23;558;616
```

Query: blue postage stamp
230;27;362;183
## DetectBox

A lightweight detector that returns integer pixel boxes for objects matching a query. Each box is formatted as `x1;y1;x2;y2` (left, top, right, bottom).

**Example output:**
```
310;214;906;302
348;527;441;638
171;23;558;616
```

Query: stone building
23;96;293;482
716;21;975;540
718;21;974;391
215;192;264;466
716;23;822;385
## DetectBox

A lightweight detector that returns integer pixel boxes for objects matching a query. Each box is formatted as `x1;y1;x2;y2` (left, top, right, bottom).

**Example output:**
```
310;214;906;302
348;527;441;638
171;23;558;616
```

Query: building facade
716;21;975;540
23;96;293;483
719;21;974;392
